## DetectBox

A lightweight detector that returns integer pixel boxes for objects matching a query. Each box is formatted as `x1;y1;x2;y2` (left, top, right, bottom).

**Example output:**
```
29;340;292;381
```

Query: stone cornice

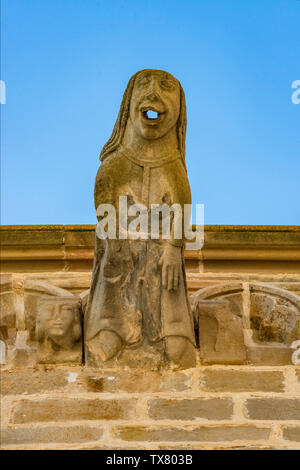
1;225;300;273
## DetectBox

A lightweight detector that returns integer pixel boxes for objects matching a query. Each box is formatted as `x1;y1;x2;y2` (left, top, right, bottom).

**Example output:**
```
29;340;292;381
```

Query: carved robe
85;147;196;348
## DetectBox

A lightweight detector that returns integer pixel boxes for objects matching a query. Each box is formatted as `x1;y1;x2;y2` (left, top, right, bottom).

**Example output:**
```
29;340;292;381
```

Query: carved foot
87;330;123;364
97;330;122;361
165;336;196;369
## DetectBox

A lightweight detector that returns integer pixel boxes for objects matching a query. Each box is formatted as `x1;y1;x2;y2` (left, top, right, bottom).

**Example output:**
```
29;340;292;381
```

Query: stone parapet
1;225;300;273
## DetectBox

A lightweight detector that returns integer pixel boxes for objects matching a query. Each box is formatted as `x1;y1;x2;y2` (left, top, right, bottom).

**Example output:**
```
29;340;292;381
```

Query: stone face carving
85;69;196;368
36;297;82;364
190;283;247;364
24;280;74;341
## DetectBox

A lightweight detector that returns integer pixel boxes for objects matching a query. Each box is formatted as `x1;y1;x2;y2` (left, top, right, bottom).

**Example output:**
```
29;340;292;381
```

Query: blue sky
1;0;299;225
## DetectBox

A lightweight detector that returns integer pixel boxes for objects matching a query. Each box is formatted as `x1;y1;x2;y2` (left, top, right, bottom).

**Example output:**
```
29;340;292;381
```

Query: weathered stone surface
10;331;35;367
148;398;233;420
246;398;300;420
250;284;300;345
64;229;95;248
247;346;294;365
0;425;104;445
116;425;270;442
282;427;300;442
85;69;197;369
81;370;190;393
22;273;92;295
190;282;244;306
0;369;69;395
79;289;90;312
0;275;16;329
0;226;64;246
0;340;6;364
12;397;137;423
36;296;82;365
296;369;300;382
190;282;247;364
197;299;246;364
201;369;285;392
0;325;8;341
24;280;74;340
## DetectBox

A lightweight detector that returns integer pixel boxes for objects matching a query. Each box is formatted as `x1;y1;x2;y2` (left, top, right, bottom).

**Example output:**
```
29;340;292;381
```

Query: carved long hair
100;69;187;170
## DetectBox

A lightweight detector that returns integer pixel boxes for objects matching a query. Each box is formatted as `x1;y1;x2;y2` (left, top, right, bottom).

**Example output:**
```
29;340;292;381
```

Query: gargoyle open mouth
143;109;159;120
140;106;165;123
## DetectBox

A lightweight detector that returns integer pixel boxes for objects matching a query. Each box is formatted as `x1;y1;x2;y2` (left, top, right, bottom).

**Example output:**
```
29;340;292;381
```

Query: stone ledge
1;225;299;273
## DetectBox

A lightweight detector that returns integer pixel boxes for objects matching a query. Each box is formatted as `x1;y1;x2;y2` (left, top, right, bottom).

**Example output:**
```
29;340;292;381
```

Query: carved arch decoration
190;281;300;364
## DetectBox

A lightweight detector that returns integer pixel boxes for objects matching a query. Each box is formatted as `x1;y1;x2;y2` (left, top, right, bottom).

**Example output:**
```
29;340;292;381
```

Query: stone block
0;227;64;246
148;398;233;420
247;346;294;365
116;425;270;442
0;424;104;445
0;369;69;395
0;275;16;329
282;427;300;442
201;369;285;392
64;230;95;248
245;398;300;420
197;299;246;364
12;397;137;423
81;370;190;393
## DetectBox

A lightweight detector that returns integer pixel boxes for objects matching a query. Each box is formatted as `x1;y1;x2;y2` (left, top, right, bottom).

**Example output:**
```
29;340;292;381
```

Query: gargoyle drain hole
145;110;158;119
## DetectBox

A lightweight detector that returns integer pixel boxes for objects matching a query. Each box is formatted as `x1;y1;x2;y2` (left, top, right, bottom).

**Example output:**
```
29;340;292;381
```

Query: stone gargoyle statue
36;297;82;364
85;69;197;369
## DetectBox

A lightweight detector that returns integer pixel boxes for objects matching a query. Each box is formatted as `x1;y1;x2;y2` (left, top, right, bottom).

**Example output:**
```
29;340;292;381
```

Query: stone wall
1;366;300;450
1;225;300;450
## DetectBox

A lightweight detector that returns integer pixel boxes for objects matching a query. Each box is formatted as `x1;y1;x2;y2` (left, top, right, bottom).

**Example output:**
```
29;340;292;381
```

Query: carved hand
159;244;182;291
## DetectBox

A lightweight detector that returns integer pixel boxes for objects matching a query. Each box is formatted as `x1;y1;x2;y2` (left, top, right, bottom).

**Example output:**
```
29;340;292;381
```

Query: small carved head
36;297;82;348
